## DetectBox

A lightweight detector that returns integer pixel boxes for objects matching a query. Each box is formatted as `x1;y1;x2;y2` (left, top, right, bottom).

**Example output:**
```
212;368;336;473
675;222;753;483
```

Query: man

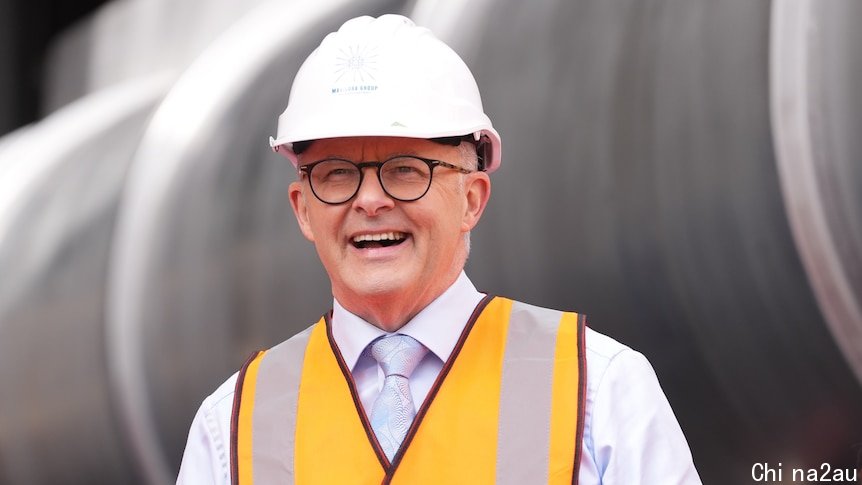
178;14;700;484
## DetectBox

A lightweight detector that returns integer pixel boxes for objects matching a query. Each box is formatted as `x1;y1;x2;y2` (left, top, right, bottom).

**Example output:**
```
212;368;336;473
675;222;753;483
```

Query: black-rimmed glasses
298;156;474;205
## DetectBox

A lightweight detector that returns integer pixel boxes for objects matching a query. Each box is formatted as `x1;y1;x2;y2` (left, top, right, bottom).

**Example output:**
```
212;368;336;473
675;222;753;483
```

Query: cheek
426;214;463;253
443;198;470;234
306;208;345;250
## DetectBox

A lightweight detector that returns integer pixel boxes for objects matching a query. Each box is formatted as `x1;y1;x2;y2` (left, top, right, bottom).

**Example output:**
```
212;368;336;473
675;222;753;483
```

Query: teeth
353;232;406;243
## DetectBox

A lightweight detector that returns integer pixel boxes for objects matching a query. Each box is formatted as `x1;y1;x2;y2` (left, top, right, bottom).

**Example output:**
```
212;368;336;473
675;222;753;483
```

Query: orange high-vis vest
230;296;587;484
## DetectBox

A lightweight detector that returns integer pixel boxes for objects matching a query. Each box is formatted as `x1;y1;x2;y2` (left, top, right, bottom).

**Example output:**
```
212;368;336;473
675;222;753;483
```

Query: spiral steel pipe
0;1;859;483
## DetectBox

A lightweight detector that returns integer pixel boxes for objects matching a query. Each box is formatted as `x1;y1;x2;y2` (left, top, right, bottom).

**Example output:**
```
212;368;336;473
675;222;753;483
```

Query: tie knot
369;334;429;378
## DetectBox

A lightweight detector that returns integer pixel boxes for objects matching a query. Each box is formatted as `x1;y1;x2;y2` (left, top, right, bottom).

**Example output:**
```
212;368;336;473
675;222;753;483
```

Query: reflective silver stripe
250;325;314;484
496;301;564;484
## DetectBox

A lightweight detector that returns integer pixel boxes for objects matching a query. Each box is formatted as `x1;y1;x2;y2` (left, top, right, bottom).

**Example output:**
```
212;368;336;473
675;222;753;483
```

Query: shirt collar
331;271;485;371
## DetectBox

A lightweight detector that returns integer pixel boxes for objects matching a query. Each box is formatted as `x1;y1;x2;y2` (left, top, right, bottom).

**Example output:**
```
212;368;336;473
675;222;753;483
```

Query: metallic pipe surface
1;0;861;483
107;1;407;483
0;76;169;484
771;0;862;386
43;0;284;112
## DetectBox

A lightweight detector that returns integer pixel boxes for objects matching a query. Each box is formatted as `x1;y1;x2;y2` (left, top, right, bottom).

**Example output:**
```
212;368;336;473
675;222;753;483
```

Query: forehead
298;136;460;163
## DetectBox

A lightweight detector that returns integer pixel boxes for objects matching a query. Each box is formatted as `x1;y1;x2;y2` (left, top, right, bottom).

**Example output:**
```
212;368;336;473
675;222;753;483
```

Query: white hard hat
269;14;502;172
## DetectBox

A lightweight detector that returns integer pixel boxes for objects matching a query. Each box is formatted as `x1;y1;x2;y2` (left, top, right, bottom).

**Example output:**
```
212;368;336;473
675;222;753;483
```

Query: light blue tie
368;334;429;461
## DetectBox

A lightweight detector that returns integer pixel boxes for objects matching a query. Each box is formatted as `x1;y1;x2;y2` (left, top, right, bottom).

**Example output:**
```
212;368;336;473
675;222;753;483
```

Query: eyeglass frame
297;155;475;205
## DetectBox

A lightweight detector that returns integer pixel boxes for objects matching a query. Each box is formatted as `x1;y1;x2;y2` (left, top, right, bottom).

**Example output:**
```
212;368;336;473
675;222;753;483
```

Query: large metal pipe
0;75;170;484
0;0;860;483
42;0;302;112
771;0;862;387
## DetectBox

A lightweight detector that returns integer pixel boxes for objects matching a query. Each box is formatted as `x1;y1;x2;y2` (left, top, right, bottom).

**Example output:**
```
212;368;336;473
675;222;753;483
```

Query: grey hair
458;141;478;259
458;141;479;170
456;141;479;194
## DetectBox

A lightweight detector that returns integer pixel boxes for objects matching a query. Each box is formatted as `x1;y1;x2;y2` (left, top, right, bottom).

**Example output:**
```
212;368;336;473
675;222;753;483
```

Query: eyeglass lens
309;157;432;203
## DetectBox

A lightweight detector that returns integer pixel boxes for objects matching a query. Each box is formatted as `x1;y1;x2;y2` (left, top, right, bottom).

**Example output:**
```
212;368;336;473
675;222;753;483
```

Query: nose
352;166;395;215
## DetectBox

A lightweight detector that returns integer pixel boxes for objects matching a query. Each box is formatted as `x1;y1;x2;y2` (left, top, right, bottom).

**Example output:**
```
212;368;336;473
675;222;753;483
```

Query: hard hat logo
332;44;379;95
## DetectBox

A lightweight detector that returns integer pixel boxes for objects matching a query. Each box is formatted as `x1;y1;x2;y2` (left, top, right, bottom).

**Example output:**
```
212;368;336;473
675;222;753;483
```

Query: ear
289;181;316;242
461;172;491;232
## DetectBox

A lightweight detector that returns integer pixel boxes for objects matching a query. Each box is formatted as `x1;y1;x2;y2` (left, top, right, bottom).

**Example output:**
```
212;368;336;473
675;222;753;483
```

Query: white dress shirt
177;272;702;484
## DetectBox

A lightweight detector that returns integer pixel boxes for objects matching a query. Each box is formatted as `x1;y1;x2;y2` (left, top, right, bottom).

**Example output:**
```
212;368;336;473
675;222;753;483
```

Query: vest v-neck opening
323;295;496;479
324;310;391;469
385;294;494;479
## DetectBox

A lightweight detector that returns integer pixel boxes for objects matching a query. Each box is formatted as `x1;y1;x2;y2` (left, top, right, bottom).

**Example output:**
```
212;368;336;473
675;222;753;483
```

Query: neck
335;270;462;332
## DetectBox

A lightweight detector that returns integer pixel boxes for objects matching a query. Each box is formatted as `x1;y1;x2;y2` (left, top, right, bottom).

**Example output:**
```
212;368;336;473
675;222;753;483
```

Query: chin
345;271;411;299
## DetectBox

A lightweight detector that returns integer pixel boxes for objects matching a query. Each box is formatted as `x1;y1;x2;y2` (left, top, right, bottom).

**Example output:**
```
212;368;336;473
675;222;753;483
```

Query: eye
315;160;358;182
382;157;429;181
328;168;354;176
393;165;421;174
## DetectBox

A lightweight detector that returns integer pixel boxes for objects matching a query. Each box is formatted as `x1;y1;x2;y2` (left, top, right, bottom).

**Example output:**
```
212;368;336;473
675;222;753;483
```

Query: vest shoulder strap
230;349;265;485
230;323;317;485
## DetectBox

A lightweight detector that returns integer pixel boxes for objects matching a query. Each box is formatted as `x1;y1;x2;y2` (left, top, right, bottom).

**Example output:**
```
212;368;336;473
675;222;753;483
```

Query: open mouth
351;231;409;249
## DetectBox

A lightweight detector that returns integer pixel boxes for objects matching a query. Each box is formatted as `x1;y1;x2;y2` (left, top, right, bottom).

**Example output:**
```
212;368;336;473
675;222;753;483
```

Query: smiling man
177;14;700;485
291;136;487;331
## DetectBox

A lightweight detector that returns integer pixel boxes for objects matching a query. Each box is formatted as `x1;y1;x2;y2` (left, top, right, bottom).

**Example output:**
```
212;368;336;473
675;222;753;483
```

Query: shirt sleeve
176;376;237;485
588;348;702;484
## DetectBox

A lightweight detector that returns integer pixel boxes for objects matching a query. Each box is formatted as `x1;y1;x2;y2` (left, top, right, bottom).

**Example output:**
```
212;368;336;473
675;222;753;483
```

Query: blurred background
1;0;860;483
